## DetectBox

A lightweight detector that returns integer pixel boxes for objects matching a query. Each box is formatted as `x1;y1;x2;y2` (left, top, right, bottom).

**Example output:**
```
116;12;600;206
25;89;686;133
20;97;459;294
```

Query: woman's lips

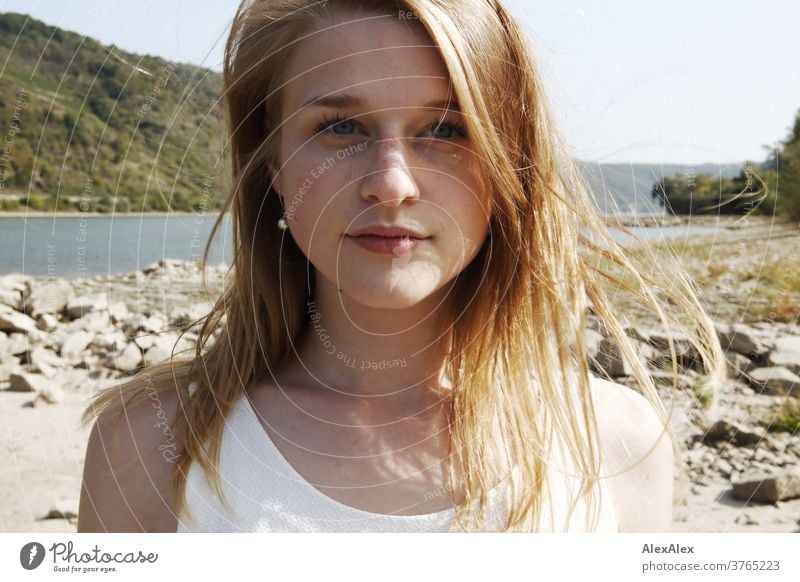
346;234;428;256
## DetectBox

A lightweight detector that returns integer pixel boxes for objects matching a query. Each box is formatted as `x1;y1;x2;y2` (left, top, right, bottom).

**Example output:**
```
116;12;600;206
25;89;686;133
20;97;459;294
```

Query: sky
1;0;798;165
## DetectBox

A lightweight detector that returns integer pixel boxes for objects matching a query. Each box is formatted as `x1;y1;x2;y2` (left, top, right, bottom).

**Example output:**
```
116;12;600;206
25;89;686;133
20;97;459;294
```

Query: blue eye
314;114;356;135
425;121;466;140
332;121;356;134
312;114;467;140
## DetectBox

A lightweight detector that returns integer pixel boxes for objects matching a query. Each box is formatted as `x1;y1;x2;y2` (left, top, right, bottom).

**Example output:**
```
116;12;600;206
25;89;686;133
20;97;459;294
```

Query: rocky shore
1;260;228;400
0;259;228;532
1;241;799;532
605;213;793;229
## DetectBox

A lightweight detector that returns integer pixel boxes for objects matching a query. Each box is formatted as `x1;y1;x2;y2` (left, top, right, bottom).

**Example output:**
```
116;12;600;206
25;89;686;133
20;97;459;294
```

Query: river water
0;214;721;277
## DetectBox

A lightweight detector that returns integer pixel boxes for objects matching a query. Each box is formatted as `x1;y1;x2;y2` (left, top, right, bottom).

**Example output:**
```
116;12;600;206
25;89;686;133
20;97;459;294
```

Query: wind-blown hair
81;0;726;532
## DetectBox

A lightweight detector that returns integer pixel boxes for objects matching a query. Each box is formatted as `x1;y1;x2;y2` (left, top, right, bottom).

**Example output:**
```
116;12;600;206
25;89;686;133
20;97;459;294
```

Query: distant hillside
578;161;745;215
0;12;227;212
0;13;749;216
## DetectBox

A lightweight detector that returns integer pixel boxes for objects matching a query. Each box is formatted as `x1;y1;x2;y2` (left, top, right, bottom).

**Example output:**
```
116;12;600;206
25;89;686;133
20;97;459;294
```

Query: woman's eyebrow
299;92;461;112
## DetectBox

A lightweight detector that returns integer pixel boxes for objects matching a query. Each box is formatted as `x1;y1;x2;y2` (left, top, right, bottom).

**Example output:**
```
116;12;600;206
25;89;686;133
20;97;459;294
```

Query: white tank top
176;384;619;533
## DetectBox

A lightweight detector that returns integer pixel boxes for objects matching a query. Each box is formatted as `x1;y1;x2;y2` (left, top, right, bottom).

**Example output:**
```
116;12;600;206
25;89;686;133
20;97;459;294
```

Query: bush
115;197;131;213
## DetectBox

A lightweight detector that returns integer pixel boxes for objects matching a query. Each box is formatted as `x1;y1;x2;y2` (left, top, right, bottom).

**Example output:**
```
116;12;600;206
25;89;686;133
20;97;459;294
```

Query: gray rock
107;301;129;323
73;354;101;371
0;274;26;310
22;278;73;317
122;314;146;334
0;349;18;364
734;383;756;396
725;352;753;378
731;471;800;503
141;258;187;276
716;322;770;357
734;512;760;525
583;328;604;359
639;328;695;359
0;273;28;287
0;305;39;335
35;312;60;332
33;384;65;405
104;342;142;372
589;335;657;377
169;302;213;329
123;313;168;334
89;330;127;352
133;334;158;350
753;449;780;464
592;337;629;377
141;260;164;275
716;459;734;478
703;420;765;447
685;449;706;466
636;340;661;362
182;332;199;343
8;371;50;392
28;345;68;377
143;344;172;366
65;293;109;319
0;355;21;382
66;310;111;333
43;507;78;520
39;326;66;349
5;332;28;355
768;336;800;374
89;367;113;381
141;313;167;334
60;331;95;363
585;316;603;332
747;367;800;396
141;333;194;366
0;288;23;310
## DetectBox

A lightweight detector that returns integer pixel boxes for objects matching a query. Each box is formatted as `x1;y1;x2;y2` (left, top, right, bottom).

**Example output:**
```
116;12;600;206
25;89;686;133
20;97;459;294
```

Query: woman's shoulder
588;373;675;532
78;376;188;532
589;374;666;436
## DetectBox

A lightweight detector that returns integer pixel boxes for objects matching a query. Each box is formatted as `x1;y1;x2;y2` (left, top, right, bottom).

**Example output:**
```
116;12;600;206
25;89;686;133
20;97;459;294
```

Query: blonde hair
81;0;726;532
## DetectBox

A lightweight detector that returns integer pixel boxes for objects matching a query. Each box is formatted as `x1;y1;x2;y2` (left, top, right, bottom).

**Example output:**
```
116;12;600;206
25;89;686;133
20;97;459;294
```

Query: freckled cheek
287;148;360;195
445;195;491;255
455;211;490;249
283;164;359;247
427;172;490;223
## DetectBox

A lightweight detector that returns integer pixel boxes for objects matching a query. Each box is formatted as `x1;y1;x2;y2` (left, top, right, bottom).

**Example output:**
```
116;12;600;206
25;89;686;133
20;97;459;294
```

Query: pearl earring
277;215;289;230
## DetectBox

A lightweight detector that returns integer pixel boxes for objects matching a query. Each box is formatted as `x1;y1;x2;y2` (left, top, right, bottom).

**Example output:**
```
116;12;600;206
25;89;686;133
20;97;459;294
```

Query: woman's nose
359;138;420;206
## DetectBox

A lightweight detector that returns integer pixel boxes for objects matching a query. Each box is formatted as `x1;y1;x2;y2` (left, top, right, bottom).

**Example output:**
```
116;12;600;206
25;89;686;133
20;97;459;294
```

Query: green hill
0;12;759;217
0;12;227;212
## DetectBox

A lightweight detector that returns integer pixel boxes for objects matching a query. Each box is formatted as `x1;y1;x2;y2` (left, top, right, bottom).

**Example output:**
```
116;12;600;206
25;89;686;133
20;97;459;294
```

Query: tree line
651;109;800;220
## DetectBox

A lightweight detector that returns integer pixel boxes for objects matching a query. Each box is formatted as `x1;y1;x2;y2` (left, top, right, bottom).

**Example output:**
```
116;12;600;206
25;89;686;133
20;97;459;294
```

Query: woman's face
271;13;491;310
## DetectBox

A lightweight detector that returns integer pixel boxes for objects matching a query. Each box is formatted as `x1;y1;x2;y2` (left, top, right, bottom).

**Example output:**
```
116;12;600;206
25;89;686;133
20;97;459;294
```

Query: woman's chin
340;282;440;311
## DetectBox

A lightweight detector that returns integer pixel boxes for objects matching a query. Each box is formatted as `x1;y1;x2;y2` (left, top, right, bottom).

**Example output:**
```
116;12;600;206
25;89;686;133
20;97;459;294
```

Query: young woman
78;0;724;533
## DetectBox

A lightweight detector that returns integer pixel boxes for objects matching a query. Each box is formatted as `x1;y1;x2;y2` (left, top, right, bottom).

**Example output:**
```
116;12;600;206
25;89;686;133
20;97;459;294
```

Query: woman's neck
277;275;455;418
